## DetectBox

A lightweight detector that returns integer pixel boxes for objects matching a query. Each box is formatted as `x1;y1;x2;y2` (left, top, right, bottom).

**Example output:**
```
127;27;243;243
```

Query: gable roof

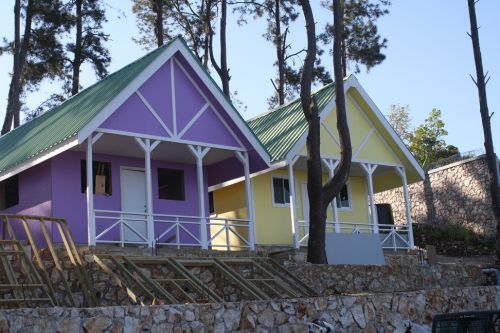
248;83;335;163
0;37;270;180
247;75;425;180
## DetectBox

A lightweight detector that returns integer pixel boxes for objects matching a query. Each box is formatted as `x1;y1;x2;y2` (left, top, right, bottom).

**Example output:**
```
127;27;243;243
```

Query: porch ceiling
71;133;236;165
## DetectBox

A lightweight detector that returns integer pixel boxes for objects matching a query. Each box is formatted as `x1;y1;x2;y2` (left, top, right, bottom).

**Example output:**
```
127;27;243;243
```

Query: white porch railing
298;220;411;250
208;217;252;251
94;209;251;250
94;209;149;246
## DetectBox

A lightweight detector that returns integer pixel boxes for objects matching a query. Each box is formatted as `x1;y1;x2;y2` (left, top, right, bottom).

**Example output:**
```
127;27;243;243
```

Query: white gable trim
78;39;182;143
348;76;425;179
283;77;354;163
281;75;424;180
173;46;270;164
347;94;403;166
0;138;79;182
173;58;245;149
78;38;269;165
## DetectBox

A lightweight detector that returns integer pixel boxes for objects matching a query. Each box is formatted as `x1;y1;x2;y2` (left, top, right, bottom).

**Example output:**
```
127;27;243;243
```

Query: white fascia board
348;76;425;180
283;76;355;163
175;46;271;166
77;39;184;144
0;138;79;182
208;160;287;192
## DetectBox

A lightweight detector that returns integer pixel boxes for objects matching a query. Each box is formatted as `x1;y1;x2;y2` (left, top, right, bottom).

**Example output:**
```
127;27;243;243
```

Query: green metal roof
247;83;335;162
0;38;176;175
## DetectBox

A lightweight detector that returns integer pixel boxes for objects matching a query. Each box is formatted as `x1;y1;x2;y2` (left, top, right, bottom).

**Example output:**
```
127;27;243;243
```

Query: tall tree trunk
299;0;326;264
2;0;34;135
341;39;347;76
467;0;500;264
219;0;229;96
208;0;230;98
322;0;352;210
153;0;164;47
203;0;211;68
71;0;83;96
274;0;285;105
300;0;351;264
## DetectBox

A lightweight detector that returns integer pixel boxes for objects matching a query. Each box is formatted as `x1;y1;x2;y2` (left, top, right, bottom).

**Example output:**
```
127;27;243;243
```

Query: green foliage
65;0;111;82
386;104;411;143
234;0;331;108
0;0;69;92
408;108;458;168
414;223;495;255
319;0;391;73
132;0;215;66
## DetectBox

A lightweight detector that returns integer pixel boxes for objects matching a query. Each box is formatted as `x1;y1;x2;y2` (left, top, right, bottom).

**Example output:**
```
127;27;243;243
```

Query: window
80;161;112;195
336;184;351;209
208;192;215;214
158;168;185;200
272;176;290;205
0;175;19;210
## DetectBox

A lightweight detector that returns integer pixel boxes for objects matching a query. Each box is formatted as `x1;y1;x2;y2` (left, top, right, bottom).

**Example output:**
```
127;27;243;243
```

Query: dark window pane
336;184;349;208
273;178;285;204
283;179;290;204
208;192;215;214
158;168;185;201
80;160;112;195
4;175;19;209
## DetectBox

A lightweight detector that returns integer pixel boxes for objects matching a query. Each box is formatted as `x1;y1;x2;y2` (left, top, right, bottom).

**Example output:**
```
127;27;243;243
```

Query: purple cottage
0;37;270;249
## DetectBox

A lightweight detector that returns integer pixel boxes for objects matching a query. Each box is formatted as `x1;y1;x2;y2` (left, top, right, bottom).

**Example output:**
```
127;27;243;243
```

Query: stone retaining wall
0;286;498;332
50;251;488;307
375;155;497;235
290;261;484;294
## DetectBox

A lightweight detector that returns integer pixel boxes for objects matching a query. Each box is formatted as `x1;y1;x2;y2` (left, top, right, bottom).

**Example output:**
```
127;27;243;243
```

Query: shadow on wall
375;156;494;236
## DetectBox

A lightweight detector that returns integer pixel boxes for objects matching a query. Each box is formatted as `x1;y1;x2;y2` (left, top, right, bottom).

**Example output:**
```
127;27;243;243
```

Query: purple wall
51;150;209;245
1;161;52;244
99;54;265;155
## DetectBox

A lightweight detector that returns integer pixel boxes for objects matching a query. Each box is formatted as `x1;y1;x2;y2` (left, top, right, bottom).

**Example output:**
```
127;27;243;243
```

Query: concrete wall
375;155;497;235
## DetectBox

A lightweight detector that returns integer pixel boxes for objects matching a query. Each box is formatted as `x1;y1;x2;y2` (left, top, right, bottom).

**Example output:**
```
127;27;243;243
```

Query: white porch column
135;138;160;247
322;158;340;233
235;151;255;250
288;156;300;248
86;132;102;246
188;145;211;249
395;166;414;248
361;163;379;234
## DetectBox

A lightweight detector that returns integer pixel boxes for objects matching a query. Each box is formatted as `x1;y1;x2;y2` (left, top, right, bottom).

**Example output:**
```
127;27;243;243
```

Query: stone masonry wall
0;286;498;333
52;250;487;308
375;155;497;235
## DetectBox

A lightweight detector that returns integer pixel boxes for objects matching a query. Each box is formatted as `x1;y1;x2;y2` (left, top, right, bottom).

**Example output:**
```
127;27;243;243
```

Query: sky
0;1;498;154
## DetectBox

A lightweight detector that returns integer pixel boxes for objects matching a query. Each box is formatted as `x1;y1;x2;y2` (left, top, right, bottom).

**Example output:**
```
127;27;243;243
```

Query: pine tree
235;0;331;108
65;0;110;96
319;0;390;75
1;0;68;134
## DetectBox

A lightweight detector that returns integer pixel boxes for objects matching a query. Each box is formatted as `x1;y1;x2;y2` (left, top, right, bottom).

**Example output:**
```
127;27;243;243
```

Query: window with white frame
336;184;351;209
272;176;290;205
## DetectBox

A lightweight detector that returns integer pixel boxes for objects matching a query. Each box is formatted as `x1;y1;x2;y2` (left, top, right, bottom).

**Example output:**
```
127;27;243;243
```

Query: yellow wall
210;182;250;249
212;86;423;246
212;170;370;246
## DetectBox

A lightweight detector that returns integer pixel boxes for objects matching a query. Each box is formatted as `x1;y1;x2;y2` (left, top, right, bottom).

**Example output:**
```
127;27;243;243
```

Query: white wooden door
121;168;147;242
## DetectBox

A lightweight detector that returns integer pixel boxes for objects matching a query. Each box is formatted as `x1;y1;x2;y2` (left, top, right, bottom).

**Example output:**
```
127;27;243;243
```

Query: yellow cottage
209;75;425;250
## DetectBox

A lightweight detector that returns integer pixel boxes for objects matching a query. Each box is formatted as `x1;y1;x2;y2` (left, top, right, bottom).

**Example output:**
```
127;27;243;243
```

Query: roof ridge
0;37;179;140
247;82;334;123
